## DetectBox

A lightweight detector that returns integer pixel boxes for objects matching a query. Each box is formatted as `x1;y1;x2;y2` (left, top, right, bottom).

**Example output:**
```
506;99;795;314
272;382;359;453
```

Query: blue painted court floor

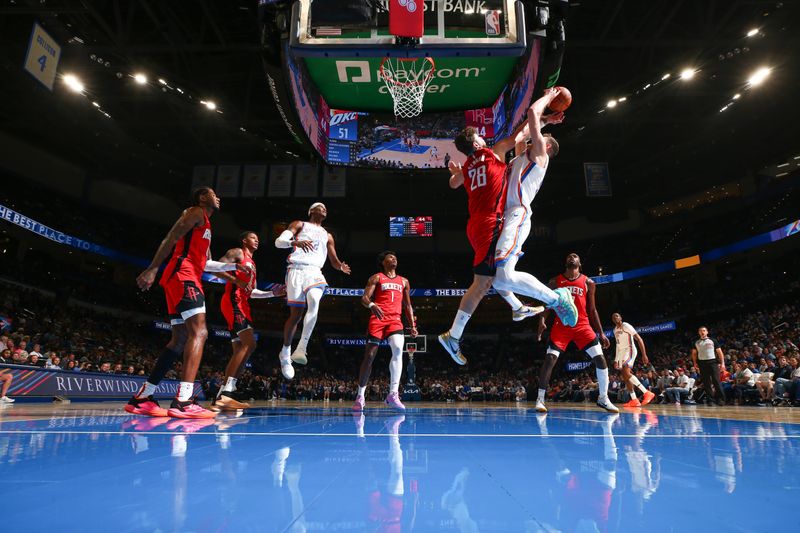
2;404;799;532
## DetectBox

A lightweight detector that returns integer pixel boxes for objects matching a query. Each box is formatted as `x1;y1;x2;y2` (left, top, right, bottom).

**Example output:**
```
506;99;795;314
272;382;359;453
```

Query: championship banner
268;165;293;197
192;165;216;190
322;166;346;197
23;22;61;91
0;364;204;399
584;162;612;197
295;165;319;197
241;165;267;197
216;165;241;197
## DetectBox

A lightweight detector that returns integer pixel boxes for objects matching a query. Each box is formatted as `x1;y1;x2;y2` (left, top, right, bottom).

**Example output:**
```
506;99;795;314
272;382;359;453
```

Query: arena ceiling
1;0;798;210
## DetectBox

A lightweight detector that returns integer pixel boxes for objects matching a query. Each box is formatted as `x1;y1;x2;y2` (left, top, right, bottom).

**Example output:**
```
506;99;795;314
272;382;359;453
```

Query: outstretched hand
542;111;565;125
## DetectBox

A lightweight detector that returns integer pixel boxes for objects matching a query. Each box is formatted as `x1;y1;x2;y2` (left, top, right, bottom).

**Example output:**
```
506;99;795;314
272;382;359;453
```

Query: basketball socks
537;388;547;402
280;345;292;358
629;375;647;394
450;310;471;339
357;385;367;398
596;367;609;398
177;381;194;402
137;347;181;397
496;290;524;311
630;390;637;399
389;336;404;394
223;376;237;393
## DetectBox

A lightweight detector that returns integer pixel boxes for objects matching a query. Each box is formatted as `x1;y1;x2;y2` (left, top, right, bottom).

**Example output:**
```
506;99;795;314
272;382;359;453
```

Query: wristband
368;302;376;309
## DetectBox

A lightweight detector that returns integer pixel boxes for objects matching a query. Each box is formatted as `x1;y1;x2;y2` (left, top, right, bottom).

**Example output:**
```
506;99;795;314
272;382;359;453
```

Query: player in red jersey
438;119;567;365
536;253;619;413
130;187;249;419
212;231;286;411
353;251;417;412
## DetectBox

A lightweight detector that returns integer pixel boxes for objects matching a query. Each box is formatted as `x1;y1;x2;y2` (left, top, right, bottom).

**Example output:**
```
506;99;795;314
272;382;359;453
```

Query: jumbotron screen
389;216;433;238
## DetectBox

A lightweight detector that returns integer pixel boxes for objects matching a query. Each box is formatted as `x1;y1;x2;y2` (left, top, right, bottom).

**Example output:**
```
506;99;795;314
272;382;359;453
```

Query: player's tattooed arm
586;279;610;349
362;273;383;319
403;278;418;337
213;248;247;288
327;233;351;274
136;206;204;291
448;160;464;189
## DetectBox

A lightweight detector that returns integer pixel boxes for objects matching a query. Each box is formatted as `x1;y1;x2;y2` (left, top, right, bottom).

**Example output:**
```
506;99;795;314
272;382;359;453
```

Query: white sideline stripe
0;430;798;438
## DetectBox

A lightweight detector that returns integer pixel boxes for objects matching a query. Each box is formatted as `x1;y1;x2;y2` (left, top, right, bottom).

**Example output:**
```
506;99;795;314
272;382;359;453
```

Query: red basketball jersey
162;210;211;283
463;147;507;219
371;272;406;322
554;274;591;329
223;249;256;311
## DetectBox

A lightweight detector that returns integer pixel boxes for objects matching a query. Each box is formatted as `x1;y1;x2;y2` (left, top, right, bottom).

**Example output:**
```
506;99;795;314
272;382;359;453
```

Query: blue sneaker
549;287;578;327
438;331;467;365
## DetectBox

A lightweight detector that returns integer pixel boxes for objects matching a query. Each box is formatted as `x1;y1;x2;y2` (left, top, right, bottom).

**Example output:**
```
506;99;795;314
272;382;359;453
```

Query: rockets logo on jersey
563;285;585;297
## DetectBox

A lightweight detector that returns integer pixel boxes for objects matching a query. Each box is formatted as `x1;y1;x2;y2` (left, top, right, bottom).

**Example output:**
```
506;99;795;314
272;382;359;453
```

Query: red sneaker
166;418;216;433
623;397;642;408
168;399;217;419
641;390;656;406
124;396;168;417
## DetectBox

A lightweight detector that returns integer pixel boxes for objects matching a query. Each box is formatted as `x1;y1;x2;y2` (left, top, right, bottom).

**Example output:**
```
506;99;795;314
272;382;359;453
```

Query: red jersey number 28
468;165;487;191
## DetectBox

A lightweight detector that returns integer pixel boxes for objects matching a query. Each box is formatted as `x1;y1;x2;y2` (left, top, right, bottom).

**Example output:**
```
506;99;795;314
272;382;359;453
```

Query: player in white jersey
491;88;566;309
611;312;655;407
275;202;351;379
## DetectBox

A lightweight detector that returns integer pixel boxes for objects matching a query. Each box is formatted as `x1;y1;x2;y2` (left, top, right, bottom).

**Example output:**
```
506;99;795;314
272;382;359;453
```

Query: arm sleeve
275;230;294;249
204;260;238;272
250;289;275;299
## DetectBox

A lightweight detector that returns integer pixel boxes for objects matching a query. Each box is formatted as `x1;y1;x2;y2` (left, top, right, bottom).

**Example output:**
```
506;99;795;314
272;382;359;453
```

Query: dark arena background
1;1;800;531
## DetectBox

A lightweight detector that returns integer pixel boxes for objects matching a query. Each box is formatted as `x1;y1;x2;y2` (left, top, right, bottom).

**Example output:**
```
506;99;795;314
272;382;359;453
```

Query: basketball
548;86;572;112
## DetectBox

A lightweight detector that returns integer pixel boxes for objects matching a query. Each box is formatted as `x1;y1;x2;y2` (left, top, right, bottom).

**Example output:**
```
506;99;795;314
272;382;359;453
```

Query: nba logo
485;10;501;36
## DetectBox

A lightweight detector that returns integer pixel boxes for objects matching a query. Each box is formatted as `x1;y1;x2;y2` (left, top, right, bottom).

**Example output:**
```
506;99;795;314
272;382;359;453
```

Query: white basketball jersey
504;152;548;212
287;222;328;268
614;322;638;358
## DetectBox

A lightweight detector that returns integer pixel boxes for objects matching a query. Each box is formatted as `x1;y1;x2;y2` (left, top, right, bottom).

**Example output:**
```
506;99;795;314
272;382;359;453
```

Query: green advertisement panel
303;56;517;112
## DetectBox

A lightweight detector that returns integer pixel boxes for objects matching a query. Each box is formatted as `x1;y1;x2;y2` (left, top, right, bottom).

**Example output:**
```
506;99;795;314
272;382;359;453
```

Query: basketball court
2;402;798;530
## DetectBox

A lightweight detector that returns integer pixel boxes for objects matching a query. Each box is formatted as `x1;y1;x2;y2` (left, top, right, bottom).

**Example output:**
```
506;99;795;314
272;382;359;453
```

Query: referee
691;326;726;405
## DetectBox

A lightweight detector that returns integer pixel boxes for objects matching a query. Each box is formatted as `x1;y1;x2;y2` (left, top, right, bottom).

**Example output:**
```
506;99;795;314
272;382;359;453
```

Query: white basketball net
379;57;436;118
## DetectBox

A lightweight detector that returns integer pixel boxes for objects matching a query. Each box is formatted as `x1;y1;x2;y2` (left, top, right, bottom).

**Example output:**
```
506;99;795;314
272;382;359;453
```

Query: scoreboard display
389;216;433;238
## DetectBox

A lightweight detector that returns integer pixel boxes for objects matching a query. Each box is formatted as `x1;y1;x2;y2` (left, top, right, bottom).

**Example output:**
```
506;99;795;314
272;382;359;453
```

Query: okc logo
398;0;417;13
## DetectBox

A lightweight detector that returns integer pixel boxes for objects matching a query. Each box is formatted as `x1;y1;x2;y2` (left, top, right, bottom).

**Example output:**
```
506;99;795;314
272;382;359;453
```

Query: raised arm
492;119;531;158
586;279;610;349
275;220;314;253
326;233;351;274
403;278;418;337
362;273;383;319
527;89;562;160
448;160;465;189
136;206;205;291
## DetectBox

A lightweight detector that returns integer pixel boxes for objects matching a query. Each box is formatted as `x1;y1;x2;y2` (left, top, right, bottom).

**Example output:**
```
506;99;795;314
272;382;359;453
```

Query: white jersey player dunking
275;202;351;379
492;88;567;308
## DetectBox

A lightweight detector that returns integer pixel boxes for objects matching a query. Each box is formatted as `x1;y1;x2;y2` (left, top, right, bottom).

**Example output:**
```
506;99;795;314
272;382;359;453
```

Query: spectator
99;362;112;373
773;356;796;404
731;362;756;405
665;368;693;405
45;355;62;370
28;353;44;367
1;348;12;364
29;343;42;360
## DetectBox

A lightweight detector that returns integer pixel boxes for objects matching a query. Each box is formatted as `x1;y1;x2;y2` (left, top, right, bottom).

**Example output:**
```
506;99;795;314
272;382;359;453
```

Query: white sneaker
279;356;295;380
0;396;14;404
290;345;308;365
512;305;546;322
596;396;619;413
534;400;548;413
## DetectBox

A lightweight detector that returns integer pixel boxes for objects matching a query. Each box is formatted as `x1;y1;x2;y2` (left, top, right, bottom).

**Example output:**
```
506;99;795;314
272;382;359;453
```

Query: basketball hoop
379;56;435;118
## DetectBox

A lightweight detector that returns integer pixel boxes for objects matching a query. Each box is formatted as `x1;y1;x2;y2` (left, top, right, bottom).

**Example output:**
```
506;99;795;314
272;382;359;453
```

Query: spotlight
618;97;627;102
680;68;696;81
661;73;670;80
201;100;217;110
732;93;741;100
63;74;84;93
746;28;759;37
606;100;617;108
158;78;167;85
133;73;147;85
748;67;770;86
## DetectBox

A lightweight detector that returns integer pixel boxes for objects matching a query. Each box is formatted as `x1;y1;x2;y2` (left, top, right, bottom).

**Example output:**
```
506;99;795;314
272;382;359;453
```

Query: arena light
133;73;148;85
680;68;696;81
746;28;759;37
63;74;84;93
201;100;217;110
158;78;167;85
747;67;771;87
606;99;617;108
617;97;627;102
661;73;670;80
732;93;741;100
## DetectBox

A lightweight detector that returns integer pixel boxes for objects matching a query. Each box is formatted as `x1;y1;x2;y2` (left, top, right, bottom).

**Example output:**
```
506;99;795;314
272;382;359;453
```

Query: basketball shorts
286;266;327;307
221;298;253;339
466;213;503;276
495;208;531;267
614;349;638;369
548;325;598;353
367;318;404;344
162;277;206;325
